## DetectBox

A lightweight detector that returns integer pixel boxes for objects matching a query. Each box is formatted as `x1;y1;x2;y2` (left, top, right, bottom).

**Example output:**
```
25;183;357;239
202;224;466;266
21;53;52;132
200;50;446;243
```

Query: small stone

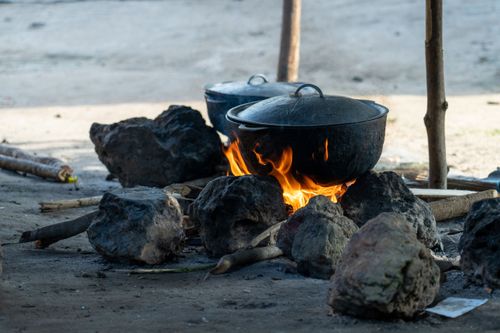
189;175;287;257
277;195;344;257
87;187;185;264
90;105;224;187
459;198;500;289
328;212;440;319
282;196;358;279
341;171;439;248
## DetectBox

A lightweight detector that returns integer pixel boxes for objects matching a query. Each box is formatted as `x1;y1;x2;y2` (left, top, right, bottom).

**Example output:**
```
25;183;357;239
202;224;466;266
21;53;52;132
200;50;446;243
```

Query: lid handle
293;84;324;98
247;74;269;85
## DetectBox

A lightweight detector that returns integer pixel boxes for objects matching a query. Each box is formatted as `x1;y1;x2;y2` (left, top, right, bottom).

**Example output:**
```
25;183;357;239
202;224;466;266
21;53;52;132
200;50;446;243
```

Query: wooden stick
412;176;498;192
429;190;498;221
209;246;284;275
424;0;448;189
277;0;301;82
0;155;72;182
0;144;67;168
115;263;216;275
39;196;102;212
410;188;476;201
0;144;73;181
19;211;98;248
248;220;286;248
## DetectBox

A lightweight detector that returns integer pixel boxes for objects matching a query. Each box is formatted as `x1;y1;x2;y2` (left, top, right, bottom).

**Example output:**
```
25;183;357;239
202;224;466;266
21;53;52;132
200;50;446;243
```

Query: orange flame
224;139;353;212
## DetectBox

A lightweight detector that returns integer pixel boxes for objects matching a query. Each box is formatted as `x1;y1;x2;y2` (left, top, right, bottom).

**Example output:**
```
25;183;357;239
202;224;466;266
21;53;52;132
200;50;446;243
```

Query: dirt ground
1;0;500;332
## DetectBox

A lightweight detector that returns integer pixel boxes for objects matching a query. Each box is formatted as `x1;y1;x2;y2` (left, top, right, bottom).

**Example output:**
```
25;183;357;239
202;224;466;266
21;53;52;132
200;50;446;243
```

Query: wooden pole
424;0;448;189
277;0;301;82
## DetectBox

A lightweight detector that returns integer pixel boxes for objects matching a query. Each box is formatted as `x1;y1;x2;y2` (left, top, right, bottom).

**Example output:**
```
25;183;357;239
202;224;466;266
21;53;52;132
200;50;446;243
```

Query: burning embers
224;139;353;211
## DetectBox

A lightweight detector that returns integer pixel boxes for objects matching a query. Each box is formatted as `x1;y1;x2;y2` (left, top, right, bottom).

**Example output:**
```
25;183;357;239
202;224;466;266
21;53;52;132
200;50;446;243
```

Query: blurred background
0;0;499;176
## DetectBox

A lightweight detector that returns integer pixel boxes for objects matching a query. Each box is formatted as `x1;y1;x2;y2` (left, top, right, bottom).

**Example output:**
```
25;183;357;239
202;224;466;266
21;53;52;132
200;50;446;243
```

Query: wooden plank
410;188;476;200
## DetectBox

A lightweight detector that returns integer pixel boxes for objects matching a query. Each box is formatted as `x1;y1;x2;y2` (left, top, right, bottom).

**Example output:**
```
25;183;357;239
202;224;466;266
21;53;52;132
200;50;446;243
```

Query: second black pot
204;74;303;136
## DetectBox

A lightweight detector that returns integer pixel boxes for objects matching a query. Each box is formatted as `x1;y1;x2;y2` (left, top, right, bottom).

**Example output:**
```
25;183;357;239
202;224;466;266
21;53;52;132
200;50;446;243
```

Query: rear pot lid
226;84;389;127
205;74;303;98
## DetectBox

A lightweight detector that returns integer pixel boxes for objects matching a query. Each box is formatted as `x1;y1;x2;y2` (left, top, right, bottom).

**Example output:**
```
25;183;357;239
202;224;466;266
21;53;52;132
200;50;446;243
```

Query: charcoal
87;187;184;264
90;105;224;187
287;196;358;279
340;171;439;248
328;212;440;319
189;175;287;257
459;198;500;288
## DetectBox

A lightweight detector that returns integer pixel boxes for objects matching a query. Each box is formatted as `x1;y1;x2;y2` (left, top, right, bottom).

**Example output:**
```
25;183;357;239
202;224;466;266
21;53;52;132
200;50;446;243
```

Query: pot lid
205;74;303;98
226;84;388;127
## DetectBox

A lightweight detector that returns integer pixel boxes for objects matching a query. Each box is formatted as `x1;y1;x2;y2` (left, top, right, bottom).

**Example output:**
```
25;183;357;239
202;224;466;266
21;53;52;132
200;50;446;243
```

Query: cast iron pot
226;84;389;185
204;74;303;135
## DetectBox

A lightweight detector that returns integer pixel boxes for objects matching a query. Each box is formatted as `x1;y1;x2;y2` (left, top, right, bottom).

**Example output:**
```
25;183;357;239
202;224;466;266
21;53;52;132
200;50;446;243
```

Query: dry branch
0;144;67;168
115;263;216;275
410;188;476;201
19;211;98;248
209;246;284;275
424;0;448;189
277;0;301;81
248;220;286;248
429;189;498;221
39;196;102;212
0;155;72;182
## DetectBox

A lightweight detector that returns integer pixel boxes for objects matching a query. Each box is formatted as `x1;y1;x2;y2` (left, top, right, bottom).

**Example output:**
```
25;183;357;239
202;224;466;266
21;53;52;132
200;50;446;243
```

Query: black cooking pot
204;74;304;135
226;84;389;185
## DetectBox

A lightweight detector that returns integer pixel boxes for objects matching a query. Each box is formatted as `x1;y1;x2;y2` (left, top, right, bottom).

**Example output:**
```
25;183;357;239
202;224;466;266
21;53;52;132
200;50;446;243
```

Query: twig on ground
248;220;286;248
208;246;284;277
114;263;216;274
39;196;102;212
430;189;498;221
0;144;73;182
19;211;98;248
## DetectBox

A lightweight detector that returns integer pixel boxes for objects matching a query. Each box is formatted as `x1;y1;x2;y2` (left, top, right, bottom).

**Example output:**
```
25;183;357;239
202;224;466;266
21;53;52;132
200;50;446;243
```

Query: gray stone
289;196;358;279
459;198;500;288
90;105;224;187
340;171;439;248
277;195;344;257
328;212;440;319
87;187;184;264
189;175;287;257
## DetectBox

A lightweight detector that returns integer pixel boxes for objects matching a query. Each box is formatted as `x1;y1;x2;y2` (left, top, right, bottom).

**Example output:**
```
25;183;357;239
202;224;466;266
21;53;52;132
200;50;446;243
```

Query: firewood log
0;155;72;182
209;246;284;275
39;196;102;212
19;211;98;248
429;189;498;221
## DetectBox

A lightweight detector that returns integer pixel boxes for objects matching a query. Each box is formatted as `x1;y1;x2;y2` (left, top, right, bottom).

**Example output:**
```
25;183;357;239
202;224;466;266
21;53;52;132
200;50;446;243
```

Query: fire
224;139;353;212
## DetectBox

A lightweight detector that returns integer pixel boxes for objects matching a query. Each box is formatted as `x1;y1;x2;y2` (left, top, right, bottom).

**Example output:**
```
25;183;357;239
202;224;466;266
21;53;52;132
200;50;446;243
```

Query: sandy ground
1;0;500;332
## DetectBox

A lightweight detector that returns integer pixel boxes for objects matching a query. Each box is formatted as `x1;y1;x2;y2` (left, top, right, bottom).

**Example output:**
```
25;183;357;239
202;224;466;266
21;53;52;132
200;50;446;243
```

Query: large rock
459;198;500;288
340;171;439;248
90;105;224;187
87;187;185;264
287;196;358;279
189;175;288;257
328;213;440;319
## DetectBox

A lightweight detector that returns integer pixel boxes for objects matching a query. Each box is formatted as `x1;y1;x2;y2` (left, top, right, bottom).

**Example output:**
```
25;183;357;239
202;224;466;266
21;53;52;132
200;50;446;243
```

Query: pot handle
293;84;324;98
247;74;269;85
238;124;268;132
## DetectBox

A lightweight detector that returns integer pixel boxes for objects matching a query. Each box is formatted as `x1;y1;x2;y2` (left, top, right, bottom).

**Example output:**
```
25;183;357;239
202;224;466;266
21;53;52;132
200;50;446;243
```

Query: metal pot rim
226;101;389;129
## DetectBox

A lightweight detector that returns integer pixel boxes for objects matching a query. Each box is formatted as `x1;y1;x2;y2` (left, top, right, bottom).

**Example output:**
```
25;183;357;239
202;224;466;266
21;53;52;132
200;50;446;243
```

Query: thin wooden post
424;0;448;189
277;0;301;82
